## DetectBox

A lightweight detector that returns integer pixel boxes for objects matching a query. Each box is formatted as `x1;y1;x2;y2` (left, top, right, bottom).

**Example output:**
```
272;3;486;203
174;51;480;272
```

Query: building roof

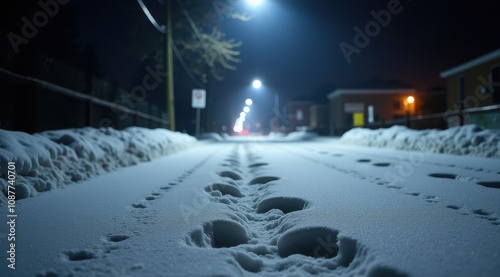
327;88;417;100
440;48;500;78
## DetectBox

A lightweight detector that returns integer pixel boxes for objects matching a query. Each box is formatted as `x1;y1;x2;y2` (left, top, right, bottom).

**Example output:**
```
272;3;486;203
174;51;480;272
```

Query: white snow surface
0;126;499;277
0;127;196;202
340;124;500;158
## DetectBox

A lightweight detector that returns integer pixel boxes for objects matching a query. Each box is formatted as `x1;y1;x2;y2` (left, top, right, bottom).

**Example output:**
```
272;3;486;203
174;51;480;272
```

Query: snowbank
284;130;318;141
340;124;500;158
0;127;196;202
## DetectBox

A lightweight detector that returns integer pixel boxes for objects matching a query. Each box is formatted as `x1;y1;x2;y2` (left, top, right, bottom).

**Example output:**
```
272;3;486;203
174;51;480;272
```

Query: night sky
208;0;500;133
4;0;500;133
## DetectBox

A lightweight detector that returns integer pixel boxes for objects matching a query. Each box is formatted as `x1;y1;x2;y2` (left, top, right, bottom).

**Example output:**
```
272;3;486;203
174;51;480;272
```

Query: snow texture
0;127;196;203
341;124;500;158
0;126;499;277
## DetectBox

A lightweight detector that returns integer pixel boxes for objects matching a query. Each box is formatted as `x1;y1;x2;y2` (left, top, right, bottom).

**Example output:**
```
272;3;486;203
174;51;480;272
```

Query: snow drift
340;124;500;158
0;127;196;203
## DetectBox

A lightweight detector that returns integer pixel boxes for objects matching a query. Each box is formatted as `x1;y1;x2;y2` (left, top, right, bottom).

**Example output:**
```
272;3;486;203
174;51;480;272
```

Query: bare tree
173;0;251;80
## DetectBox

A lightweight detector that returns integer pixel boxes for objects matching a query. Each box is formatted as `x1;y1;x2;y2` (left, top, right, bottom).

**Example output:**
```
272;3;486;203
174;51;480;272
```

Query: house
309;104;329;135
286;101;312;132
327;88;417;135
440;48;500;128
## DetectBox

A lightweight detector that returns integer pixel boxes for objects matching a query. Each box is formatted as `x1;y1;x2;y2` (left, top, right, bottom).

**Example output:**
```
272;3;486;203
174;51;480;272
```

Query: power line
175;0;204;44
137;0;166;33
171;41;205;88
136;0;204;88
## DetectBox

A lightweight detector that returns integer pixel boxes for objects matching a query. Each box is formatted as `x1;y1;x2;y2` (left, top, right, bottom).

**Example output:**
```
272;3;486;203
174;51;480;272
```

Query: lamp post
251;79;286;131
405;96;415;128
166;0;175;131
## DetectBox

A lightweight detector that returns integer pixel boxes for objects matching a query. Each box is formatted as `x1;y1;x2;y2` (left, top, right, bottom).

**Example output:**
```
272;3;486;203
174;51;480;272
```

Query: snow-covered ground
0;125;499;276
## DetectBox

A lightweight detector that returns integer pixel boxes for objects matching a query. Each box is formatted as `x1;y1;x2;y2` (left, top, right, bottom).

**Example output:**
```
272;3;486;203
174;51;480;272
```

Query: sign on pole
192;89;206;109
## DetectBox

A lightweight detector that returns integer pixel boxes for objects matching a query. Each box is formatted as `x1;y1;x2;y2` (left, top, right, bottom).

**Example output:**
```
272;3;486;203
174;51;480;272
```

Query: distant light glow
247;0;262;6
407;96;415;104
245;98;253;106
243;106;250;113
252;79;262;89
240;112;246;117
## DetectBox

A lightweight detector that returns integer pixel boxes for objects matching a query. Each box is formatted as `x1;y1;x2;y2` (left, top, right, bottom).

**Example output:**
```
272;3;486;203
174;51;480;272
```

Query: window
458;75;465;103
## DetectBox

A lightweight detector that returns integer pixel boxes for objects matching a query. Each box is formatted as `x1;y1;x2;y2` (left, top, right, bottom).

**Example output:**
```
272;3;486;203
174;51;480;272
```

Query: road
1;138;500;276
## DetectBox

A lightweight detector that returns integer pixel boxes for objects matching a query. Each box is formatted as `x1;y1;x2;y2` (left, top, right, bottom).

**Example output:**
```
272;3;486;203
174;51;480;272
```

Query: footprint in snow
446;205;461;210
185;220;249;248
107;234;130;243
248;176;280;185
248;162;269;168
218;170;243;181
205;183;243;198
373;162;391;167
356;159;371;163
277;226;356;266
145;196;156;201
423;195;440;203
63;249;97;261
428;173;457;179
256;197;308;214
428;173;479;182
477;181;500;189
472;209;491;216
131;203;147;209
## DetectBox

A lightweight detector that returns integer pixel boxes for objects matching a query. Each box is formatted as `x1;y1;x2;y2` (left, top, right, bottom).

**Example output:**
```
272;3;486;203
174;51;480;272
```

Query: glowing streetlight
407;96;415;104
252;79;262;89
243;106;250;113
245;98;253;106
240;112;246;117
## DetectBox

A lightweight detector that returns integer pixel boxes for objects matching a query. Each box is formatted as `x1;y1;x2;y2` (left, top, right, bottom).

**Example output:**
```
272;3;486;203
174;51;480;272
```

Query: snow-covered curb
340;124;500;158
0;127;196;203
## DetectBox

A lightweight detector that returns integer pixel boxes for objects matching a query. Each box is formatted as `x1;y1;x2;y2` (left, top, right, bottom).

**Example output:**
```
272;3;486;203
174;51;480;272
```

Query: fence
363;104;500;131
0;48;168;133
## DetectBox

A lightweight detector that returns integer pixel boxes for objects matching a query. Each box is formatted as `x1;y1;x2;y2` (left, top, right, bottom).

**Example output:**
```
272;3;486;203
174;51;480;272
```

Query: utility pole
166;0;175;130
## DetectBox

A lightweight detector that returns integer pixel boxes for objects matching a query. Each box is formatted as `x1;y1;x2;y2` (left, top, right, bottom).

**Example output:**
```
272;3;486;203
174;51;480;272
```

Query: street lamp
250;79;284;131
405;95;415;127
245;98;253;106
252;79;262;89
